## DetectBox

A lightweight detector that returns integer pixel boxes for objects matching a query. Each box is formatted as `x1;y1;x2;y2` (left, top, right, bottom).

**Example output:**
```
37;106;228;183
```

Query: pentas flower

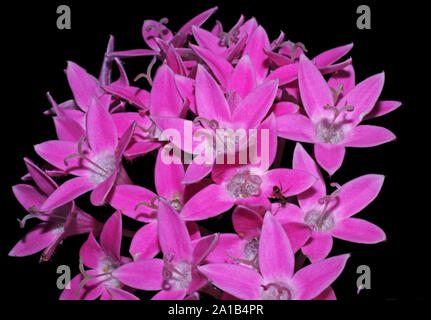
280;143;386;262
60;212;138;300
198;212;350;300
35;97;136;210
203;204;311;270
110;200;218;300
9;158;102;261
277;54;396;175
178;114;316;221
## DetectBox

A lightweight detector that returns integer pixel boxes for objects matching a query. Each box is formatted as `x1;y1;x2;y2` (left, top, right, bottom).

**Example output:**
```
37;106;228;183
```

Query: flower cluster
10;7;399;300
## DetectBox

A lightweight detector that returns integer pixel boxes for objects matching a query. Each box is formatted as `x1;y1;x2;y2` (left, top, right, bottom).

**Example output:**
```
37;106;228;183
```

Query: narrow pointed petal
292;254;350;300
195;64;231;123
302;232;333;262
178;7;218;35
53;117;85;142
24;158;58;195
175;75;196;114
337;72;385;128
9;223;57;257
192;26;226;55
66;61;102;111
191;45;233;89
276;114;316;143
313;43;353;67
282;222;312;253
364;100;402;120
243;26;270;83
113;259;164;290
100;211;122;260
155;148;185;199
335;174;385;219
158;199;192;261
41;177;95;211
232;80;278;129
314;143;345;176
293;143;326;209
198;264;262;300
261;168;317;198
130;221;160;260
298;55;334;122
331;218;386;243
99;35;115;85
152;288;187;300
79;232;105;269
192;233;219;266
59;272;104;300
109;185;158;222
103;84;150;110
343;125;396;147
259;212;295;281
181;184;234;221
12;184;46;210
150;64;183;117
86;98;118;154
182;161;214;184
228;55;257;98
267;63;298;86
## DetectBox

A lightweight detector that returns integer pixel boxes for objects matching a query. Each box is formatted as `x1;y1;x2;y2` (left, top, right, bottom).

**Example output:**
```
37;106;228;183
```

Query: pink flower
111;199;218;300
60;212;138;300
279;143;386;262
35;97;136;210
277;54;396;175
198;212;349;300
9;158;101;261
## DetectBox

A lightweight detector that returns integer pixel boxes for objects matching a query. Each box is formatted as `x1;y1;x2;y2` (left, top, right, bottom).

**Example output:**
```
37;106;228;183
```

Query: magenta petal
314;143;345;176
142;20;173;51
313;43;353;67
86;98;118;154
79;232;105;269
178;6;218;35
12;184;46;211
292;254;349;300
313;287;336;300
192;233;219;266
155;148;184;199
115;122;136;166
298;54;334;122
302;232;333;262
282;222;312;253
267;63;298;86
259;212;295;281
41;177;95;211
192;45;233;89
90;173;116;206
276;114;316;143
203;233;246;264
335;174;385;219
60;272;104;300
158;199;192;261
232;205;263;239
9;223;57;257
175;75;196;114
181;184;234;221
106;288;139;300
53;116;85;142
198;264;262;300
328;65;356;95
261;168;316;198
195;64;231;124
293;143;326;209
228;55;257;98
150;64;183;117
152;288;187;300
364;100;402;120
243;26;270;83
113;259;164;290
337;72;385;128
192;26;226;55
23;158;58;195
66;61;102;111
182;161;214;184
100;211;122;261
343;125;396;147
331;218;386;243
130;221;160;260
109;185;157;222
232;80;278;129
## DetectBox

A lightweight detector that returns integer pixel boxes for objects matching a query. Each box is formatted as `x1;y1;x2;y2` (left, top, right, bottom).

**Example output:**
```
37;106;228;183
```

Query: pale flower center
88;151;116;184
226;171;262;198
304;209;335;232
162;253;192;291
260;282;293;300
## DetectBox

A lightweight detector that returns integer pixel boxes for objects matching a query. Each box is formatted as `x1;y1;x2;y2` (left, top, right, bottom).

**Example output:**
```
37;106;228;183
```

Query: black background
1;0;428;305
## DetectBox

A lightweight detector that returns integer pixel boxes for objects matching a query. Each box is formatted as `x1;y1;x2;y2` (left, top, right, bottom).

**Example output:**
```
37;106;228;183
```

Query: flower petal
292;254;350;300
276;114;316;143
228;55;257;98
155;148;184;199
243;26;270;83
112;259;164;290
302;232;333;262
100;211;122;260
232;205;263;239
364;100;402;120
79;232;105;269
130;221;160;260
343;125;396;147
9;223;58;257
260;168;316;198
331;218;386;243
314;143;345;176
198;264;262;300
